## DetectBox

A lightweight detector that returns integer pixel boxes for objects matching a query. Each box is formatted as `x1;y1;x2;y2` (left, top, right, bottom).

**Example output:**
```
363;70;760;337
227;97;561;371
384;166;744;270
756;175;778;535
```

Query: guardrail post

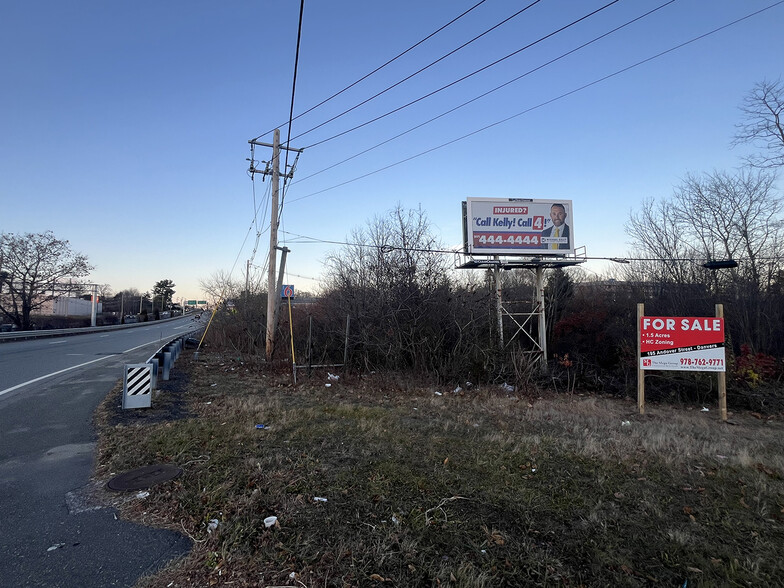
163;350;172;380
150;358;159;390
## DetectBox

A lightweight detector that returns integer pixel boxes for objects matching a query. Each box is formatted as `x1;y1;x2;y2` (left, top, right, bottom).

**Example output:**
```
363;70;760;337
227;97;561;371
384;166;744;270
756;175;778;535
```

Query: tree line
196;79;783;405
3;80;782;405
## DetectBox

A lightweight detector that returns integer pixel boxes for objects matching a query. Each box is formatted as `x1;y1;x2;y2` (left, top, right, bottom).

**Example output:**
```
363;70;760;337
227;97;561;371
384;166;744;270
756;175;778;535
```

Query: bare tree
0;231;93;330
198;269;267;355
322;204;455;372
625;169;783;351
733;78;784;169
199;270;241;306
672;170;781;292
625;196;700;287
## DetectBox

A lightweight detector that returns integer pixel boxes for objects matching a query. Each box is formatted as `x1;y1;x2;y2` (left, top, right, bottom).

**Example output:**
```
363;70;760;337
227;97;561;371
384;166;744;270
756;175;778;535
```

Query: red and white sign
640;316;725;372
463;198;575;255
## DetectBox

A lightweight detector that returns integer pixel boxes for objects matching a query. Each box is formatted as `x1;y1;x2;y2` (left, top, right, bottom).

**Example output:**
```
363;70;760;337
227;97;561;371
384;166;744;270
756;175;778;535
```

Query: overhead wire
279;230;780;266
248;180;273;268
293;0;674;183
282;0;305;204
288;0;546;143
300;0;623;150
287;0;784;204
252;0;490;141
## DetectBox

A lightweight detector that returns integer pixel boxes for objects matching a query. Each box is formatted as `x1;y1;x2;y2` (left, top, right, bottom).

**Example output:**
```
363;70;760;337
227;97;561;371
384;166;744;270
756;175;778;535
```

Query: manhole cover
106;463;182;492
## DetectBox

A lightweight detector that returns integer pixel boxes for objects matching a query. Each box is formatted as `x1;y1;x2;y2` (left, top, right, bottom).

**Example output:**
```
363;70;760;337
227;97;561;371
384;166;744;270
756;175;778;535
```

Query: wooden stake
637;303;645;415
716;303;727;421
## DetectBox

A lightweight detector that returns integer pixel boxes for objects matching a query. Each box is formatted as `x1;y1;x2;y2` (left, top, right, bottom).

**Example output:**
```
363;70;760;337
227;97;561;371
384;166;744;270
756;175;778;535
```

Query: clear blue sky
2;0;782;301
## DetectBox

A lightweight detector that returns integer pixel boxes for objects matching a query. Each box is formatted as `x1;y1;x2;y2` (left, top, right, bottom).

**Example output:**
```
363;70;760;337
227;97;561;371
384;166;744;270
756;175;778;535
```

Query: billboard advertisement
463;198;575;255
639;316;726;372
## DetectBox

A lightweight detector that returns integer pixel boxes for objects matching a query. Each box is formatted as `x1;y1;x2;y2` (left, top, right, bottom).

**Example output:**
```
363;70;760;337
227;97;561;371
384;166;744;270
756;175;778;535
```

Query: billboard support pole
637;303;645;415
536;266;547;373
716;303;727;421
494;257;503;349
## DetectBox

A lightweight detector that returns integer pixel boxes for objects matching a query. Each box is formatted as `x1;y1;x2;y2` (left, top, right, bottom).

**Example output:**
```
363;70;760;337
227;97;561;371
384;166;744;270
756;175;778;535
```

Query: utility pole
266;129;281;361
272;246;290;337
248;130;303;363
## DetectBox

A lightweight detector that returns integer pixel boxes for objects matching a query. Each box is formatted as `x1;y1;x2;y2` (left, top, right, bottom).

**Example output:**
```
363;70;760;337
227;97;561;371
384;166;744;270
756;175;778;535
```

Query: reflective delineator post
123;364;152;409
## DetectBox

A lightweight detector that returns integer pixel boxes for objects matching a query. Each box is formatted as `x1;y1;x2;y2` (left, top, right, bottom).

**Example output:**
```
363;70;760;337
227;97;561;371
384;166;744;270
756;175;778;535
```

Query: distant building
41;296;102;317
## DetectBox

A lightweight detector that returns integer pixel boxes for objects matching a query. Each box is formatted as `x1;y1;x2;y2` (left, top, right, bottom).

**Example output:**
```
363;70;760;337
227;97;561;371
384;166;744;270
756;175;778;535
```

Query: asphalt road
0;316;205;587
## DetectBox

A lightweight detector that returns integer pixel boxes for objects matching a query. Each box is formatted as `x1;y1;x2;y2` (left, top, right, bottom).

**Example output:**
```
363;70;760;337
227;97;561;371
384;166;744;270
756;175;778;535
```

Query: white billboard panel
464;198;575;256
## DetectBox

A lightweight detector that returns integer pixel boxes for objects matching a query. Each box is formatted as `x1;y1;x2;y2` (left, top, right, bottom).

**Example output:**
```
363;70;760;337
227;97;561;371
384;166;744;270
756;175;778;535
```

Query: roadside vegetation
91;79;784;586
95;352;784;587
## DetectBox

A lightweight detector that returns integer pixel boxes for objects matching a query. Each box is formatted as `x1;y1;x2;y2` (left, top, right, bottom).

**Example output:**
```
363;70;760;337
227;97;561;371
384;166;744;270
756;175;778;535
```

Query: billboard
463;198;574;255
640;316;726;372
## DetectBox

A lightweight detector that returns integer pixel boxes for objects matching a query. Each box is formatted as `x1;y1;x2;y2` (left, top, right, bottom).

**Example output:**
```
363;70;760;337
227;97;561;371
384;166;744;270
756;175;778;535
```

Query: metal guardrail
122;329;202;409
0;314;191;343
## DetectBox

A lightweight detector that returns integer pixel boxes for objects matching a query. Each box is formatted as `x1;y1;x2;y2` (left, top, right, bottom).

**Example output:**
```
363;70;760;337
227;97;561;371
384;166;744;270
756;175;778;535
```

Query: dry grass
93;351;784;587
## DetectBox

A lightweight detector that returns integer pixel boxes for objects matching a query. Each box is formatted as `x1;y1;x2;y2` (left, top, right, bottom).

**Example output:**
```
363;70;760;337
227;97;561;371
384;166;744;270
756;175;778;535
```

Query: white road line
123;340;163;353
49;340;67;345
100;334;110;338
0;355;117;397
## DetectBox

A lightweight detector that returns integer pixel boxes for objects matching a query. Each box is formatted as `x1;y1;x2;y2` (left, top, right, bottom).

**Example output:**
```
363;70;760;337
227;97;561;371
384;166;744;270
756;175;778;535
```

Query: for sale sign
640;316;725;372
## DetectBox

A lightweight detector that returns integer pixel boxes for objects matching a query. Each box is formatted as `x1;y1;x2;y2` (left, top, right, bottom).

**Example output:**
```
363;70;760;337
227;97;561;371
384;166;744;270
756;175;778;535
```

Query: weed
95;351;784;587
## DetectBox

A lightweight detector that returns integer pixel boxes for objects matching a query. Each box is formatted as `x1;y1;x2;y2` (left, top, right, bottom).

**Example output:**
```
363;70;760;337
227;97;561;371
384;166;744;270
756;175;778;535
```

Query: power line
280;230;781;265
294;0;674;182
288;0;545;144
248;179;273;268
301;0;623;150
288;0;784;204
252;0;490;141
282;0;305;197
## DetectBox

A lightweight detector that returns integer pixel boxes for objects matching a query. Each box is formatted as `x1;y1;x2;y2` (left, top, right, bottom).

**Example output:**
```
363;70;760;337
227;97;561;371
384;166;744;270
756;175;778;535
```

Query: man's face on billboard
550;205;567;227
